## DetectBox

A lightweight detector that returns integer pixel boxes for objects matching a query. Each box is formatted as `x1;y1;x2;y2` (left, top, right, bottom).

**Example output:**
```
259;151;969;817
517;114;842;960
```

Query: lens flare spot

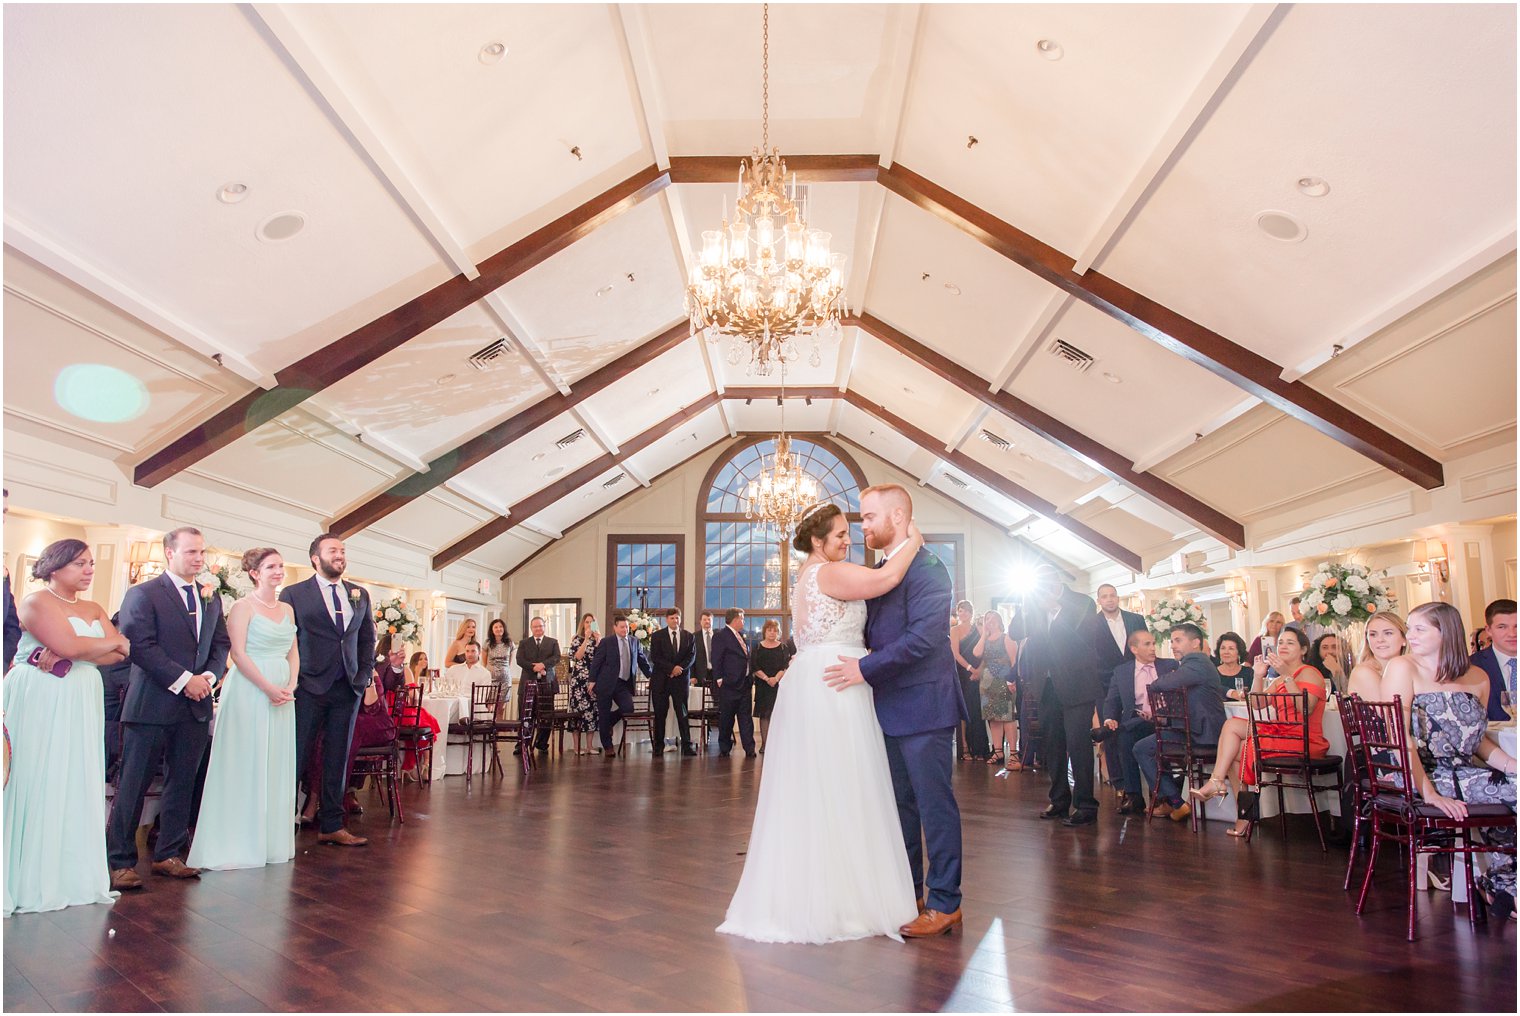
54;364;148;423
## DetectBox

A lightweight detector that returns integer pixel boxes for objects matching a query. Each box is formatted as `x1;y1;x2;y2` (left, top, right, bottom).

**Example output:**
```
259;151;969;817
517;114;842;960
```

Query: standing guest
188;548;298;871
445;619;477;666
1018;567;1101;826
281;533;375;848
484;619;515;719
589;615;651;758
1131;625;1227;823
1309;632;1349;696
972;611;1018;767
649;608;697;756
1287;594;1329;644
710;607;757;758
566;614;600;755
99;612;132;784
1347;611;1407;700
1086;583;1146;782
1215;632;1252;699
4;540;128;915
1470;598;1517;721
691;610;715;687
950;600;991;761
516;617;561;754
1094;630;1176;815
749;619;790;755
107;527;229;890
1248;611;1286;663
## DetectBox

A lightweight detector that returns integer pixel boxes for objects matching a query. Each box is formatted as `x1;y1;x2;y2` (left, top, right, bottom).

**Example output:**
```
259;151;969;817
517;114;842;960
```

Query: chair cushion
1259;754;1342;772
1373;798;1516;821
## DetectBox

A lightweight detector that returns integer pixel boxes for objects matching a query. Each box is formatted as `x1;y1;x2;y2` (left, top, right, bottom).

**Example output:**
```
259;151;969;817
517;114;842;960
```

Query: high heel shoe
1189;777;1228;803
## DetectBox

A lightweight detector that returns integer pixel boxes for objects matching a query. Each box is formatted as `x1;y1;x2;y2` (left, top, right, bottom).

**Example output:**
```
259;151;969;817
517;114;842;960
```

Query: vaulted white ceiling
4;3;1515;586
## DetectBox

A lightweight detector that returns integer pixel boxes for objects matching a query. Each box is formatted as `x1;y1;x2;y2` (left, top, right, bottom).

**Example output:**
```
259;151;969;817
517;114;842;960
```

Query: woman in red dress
1190;627;1328;836
395;651;442;779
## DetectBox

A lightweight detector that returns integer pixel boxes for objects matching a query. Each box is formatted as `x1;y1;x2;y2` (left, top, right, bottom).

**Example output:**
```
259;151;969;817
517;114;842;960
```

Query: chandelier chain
761;4;769;153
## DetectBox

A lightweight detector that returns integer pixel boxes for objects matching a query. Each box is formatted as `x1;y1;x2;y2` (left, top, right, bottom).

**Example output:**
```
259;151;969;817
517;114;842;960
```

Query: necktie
1508;657;1516;696
704;631;711;658
619;637;630;680
1138;663;1154;718
671;628;678;652
330;583;345;630
182;583;196;613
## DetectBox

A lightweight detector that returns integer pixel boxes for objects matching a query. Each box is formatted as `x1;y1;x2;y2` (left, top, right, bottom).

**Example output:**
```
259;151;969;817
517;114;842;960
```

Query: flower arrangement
197;560;251;613
623;608;660;649
1145;597;1208;640
1301;561;1396;628
373;595;423;646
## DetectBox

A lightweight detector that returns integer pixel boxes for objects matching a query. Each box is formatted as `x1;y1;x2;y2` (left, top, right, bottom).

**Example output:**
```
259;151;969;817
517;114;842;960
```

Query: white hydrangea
1345;575;1370;593
1312;572;1331;587
1331;594;1352;615
384;607;400;621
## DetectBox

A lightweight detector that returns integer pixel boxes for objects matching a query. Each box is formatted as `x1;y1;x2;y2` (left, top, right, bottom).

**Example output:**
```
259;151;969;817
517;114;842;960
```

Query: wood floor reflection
4;748;1515;1012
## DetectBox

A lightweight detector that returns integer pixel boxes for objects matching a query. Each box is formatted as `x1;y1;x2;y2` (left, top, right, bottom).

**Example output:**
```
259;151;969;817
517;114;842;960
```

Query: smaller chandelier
684;3;848;375
744;433;820;537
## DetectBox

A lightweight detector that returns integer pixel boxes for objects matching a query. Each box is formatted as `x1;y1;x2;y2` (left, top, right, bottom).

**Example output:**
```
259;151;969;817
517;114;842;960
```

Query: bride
718;503;921;944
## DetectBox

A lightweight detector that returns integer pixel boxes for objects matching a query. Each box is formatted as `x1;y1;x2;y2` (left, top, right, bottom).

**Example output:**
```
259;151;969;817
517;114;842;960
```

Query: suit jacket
279;575;375;696
860;547;964;737
1151;651;1228;744
119;571;231;724
1087;609;1148;694
1102;658;1179;723
649;626;696;693
518;635;562;687
589;633;651;697
3;572;21;672
691;627;714;686
1017;587;1103;708
709;625;753;702
1470;647;1513;721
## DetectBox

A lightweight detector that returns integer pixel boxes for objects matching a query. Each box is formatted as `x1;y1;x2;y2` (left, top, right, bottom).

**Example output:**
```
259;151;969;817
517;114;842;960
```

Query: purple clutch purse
27;647;72;678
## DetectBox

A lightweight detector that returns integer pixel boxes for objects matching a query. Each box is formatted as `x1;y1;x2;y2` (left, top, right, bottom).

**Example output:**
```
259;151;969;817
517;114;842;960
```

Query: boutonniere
198;582;216;604
348;587;362;606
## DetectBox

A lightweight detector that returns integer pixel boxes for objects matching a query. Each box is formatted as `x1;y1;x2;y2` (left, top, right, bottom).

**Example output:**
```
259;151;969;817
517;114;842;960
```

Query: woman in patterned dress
971;611;1018;768
566;614;600;755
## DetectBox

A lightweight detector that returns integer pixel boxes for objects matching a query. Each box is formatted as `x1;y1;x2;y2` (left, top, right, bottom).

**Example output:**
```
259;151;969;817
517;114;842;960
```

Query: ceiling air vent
944;474;968;489
1046;337;1095;373
977;429;1011;451
555;429;586;450
602;473;626;489
467;337;512;371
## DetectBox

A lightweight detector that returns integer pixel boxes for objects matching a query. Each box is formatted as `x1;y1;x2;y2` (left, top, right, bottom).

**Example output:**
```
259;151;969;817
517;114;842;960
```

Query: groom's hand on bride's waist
823;656;864;690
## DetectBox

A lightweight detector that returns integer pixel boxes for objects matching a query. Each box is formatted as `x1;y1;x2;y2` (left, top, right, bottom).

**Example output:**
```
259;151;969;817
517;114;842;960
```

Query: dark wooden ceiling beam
331;320;692;539
847;311;1245;549
669;154;881;184
875;162;1444;490
722;386;841;401
435;392;723;571
134;164;671;487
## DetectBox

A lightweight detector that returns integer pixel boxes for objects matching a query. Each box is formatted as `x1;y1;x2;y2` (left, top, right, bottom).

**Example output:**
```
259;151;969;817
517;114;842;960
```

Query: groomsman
691;610;715;687
649;608;697;755
710;607;756;757
589;615;652;758
108;527;230;889
516;617;561;753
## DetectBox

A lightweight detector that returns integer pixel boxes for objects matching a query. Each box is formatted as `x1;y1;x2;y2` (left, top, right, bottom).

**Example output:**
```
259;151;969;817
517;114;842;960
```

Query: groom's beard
317;561;345;581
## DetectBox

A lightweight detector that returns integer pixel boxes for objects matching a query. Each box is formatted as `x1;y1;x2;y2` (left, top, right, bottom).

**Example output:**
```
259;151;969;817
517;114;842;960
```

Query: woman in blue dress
4;539;128;916
187;547;299;871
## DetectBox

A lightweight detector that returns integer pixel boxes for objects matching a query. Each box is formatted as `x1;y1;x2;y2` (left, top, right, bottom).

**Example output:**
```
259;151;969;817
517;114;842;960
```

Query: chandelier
743;369;821;535
684;3;848;375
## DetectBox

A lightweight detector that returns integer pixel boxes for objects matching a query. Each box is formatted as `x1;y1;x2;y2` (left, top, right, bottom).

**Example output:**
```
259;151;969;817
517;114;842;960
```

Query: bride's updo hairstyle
792;503;843;555
241;547;280;577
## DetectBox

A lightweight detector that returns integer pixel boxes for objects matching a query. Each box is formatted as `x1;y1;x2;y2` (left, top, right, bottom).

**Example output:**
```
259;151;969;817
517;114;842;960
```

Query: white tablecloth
421;694;471;778
1200;701;1348;821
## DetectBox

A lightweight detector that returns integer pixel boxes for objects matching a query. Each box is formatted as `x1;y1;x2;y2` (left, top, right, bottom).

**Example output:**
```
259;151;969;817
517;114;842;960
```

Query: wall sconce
1225;575;1249;609
1413;539;1450;583
127;540;166;584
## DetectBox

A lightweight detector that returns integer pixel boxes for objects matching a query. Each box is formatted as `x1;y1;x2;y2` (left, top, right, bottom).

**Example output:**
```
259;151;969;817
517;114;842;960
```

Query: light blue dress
187;613;297;871
4;616;118;916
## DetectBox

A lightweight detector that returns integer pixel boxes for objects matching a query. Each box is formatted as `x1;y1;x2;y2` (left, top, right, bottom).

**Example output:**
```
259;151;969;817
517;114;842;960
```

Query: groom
825;484;965;937
282;532;375;846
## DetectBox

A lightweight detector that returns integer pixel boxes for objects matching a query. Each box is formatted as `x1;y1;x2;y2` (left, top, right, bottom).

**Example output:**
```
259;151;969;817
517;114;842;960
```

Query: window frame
605;535;686;620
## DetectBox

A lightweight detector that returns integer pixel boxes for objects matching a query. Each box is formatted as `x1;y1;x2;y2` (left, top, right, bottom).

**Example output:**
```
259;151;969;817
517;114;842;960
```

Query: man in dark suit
1018;568;1102;826
589;614;651;758
1085;582;1147;784
649;607;697;755
99;611;133;783
281;532;375;847
710;607;755;757
107;527;230;890
1094;629;1176;815
3;490;19;673
1133;623;1228;822
516;616;561;753
690;610;715;687
1472;598;1517;721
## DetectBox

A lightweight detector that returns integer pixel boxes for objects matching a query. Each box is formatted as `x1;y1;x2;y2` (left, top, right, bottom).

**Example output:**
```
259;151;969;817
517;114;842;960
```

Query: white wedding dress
717;562;918;944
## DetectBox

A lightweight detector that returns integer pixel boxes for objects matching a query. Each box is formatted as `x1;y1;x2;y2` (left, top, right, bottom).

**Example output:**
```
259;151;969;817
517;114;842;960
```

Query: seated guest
1248;611;1286;663
445;619;477;666
1470;598;1516;721
447;641;492;689
300;671;397;824
406;650;432;689
1191;627;1325;836
1473;626;1492;653
750;619;789;755
394;650;440;780
1347;611;1406;700
1133;623;1227;824
1214;631;1251;699
375;643;408;695
1308;632;1349;696
1093;630;1175;815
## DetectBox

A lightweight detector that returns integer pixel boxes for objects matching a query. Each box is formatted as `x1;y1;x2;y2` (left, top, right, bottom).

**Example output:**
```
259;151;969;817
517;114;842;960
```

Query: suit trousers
884;728;963;914
651;677;692;749
1041;684;1097;817
107;718;210;869
716;692;754;755
1111;716;1155;795
296;680;361;834
597;683;635;752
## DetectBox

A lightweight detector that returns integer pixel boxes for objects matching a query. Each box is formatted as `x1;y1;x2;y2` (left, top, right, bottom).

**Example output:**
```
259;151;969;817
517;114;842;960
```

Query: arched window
698;436;869;637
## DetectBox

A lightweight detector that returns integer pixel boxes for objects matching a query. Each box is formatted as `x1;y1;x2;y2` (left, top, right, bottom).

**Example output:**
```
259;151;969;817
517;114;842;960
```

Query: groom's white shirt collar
883;538;913;563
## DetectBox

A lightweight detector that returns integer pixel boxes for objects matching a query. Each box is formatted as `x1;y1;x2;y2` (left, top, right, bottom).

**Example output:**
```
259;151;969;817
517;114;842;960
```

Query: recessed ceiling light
1102;372;1123;384
1296;176;1331;198
1255;210;1308;243
530;452;546;462
435;373;456;386
256;211;306;243
479;41;507;65
546;466;566;478
216;182;249;204
595;285;615;298
943;283;961;296
1036;39;1063;60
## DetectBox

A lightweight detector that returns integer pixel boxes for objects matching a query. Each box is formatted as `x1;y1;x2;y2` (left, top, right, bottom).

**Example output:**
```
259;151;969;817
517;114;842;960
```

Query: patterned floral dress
1411;690;1516;899
566;634;599;733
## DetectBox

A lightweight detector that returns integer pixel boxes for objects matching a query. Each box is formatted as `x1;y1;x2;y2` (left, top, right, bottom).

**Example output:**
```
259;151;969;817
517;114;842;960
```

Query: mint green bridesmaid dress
187;613;296;870
4;616;118;916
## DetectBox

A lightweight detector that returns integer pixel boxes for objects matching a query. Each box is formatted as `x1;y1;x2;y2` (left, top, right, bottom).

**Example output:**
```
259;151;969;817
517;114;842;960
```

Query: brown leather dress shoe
316;828;369;847
1150;801;1175;819
900;908;963;938
1168;802;1193;823
110;868;144;891
151;857;202;879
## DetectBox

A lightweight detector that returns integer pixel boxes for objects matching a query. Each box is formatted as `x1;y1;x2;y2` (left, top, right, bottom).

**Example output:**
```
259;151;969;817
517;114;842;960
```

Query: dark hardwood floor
4;747;1514;1012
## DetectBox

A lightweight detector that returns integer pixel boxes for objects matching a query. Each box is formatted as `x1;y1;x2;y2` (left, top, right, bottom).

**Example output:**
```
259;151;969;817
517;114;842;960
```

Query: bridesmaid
187;548;298;871
5;539;128;916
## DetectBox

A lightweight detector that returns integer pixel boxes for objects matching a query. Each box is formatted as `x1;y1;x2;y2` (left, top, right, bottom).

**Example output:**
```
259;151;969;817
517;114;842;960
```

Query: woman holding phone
566;613;601;755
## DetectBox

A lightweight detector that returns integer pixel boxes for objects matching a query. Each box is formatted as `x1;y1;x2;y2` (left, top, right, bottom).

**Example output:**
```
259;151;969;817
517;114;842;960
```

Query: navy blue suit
1102;657;1178;795
1133;651;1228;805
589;632;651;752
709;624;756;754
860;546;963;914
3;571;21;673
108;572;231;870
1470;647;1514;721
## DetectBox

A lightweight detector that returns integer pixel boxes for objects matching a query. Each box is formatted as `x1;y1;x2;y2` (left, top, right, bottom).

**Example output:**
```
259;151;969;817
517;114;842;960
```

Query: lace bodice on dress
792;563;867;649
